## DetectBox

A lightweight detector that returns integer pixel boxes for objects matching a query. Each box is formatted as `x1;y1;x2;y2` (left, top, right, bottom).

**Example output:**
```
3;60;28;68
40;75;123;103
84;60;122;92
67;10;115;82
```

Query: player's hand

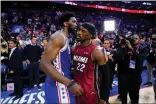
69;83;84;96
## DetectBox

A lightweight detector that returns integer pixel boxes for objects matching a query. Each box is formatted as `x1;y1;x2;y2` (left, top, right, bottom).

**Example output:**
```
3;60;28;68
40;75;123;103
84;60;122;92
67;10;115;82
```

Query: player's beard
68;26;77;36
68;26;77;42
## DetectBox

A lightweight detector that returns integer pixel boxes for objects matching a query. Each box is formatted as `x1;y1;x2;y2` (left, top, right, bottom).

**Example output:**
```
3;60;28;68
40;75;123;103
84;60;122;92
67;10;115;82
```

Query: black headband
81;23;96;37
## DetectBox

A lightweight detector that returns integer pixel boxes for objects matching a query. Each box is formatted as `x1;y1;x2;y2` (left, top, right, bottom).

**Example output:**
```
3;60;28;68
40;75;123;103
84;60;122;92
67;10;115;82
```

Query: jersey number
77;63;85;72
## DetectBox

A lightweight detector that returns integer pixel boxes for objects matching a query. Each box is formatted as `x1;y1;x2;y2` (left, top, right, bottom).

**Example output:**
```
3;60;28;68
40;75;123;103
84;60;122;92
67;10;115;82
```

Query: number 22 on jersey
76;63;85;72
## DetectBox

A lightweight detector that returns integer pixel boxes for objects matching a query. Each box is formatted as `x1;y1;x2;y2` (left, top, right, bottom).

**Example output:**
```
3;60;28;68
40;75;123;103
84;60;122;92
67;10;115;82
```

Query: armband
67;80;76;89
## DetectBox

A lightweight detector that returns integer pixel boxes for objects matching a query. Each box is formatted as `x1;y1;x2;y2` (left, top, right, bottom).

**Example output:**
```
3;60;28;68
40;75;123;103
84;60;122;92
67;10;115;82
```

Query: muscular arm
91;48;106;65
40;33;72;86
92;48;109;102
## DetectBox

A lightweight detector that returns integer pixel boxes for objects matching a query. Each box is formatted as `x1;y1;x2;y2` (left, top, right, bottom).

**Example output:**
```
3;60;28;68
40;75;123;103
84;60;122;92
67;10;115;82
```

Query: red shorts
76;91;98;104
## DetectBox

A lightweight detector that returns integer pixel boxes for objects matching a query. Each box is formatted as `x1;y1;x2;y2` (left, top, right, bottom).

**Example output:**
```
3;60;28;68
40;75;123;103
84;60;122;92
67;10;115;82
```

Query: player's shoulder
91;46;105;62
50;30;64;40
49;30;65;46
93;45;104;54
92;45;105;58
96;45;103;50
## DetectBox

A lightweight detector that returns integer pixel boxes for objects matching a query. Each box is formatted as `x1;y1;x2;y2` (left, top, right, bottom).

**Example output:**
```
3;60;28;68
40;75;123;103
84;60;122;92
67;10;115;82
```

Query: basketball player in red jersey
72;23;107;104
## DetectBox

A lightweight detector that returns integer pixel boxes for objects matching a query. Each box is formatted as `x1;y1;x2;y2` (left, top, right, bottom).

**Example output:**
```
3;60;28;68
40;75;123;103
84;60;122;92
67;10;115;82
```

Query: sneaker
143;82;152;86
37;86;41;90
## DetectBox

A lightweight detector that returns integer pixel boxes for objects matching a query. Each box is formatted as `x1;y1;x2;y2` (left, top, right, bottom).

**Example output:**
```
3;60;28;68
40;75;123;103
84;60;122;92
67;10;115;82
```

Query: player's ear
89;33;93;39
63;22;69;27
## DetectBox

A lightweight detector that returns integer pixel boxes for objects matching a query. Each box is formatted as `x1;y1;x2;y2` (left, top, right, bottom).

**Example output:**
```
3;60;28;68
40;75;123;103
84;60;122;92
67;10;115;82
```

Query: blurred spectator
38;31;45;45
1;39;9;74
23;36;42;91
103;39;116;89
50;23;56;33
40;37;48;53
25;36;31;46
16;35;25;49
27;17;32;26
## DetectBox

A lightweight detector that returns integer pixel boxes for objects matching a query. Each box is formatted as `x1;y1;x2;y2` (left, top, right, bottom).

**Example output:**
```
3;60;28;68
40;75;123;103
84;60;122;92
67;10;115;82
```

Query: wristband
67;80;76;89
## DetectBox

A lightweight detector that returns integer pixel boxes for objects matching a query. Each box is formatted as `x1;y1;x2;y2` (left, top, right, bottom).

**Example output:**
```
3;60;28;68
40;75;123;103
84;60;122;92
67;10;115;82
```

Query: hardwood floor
109;86;156;103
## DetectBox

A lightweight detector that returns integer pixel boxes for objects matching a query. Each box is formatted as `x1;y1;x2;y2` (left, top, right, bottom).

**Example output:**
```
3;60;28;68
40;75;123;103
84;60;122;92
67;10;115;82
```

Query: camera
120;39;127;45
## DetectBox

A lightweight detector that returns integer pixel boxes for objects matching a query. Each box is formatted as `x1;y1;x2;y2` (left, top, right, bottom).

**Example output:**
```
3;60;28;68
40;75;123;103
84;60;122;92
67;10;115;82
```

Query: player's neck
63;28;70;38
81;40;91;47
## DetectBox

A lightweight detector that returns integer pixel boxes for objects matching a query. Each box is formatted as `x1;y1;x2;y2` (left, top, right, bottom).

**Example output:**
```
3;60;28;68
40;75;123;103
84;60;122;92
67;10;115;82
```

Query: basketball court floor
1;70;156;103
1;86;155;103
109;86;155;103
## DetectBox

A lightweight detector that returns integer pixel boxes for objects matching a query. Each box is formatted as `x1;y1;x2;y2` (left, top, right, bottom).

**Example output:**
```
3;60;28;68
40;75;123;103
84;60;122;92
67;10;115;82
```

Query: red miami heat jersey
72;43;96;93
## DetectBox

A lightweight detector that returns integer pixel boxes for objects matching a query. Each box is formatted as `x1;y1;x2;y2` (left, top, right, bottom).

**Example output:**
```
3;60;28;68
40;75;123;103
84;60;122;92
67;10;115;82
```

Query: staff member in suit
8;39;23;100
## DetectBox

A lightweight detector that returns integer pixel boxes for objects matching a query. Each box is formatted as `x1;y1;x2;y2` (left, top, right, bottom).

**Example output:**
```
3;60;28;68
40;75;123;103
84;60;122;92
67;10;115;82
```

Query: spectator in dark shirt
24;36;42;91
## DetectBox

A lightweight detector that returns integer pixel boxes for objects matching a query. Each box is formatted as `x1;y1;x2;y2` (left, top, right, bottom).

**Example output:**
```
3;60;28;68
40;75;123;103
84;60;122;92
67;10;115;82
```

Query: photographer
146;32;156;100
143;34;155;86
115;34;148;103
114;36;130;102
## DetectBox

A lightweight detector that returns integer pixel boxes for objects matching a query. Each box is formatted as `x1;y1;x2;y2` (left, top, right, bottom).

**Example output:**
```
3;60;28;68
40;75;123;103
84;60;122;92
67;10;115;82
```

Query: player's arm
91;48;106;65
91;48;109;103
40;33;72;86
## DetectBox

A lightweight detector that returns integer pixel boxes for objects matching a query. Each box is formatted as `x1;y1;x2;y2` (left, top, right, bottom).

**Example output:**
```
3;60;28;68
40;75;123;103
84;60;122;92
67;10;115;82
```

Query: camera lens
120;39;126;45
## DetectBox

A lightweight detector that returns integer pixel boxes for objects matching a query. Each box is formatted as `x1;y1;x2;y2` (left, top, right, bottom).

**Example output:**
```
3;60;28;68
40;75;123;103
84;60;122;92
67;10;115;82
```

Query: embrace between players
40;12;108;104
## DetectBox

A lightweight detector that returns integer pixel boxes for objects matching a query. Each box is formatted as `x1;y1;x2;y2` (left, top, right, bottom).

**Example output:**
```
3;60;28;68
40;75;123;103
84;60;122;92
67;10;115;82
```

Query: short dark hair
9;39;18;45
59;12;76;26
